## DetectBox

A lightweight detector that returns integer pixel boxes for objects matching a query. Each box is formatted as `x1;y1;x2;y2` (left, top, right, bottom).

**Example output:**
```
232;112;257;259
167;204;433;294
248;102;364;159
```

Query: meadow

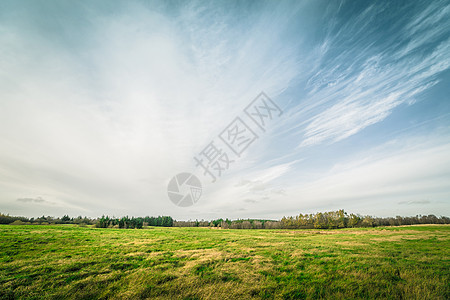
0;225;448;299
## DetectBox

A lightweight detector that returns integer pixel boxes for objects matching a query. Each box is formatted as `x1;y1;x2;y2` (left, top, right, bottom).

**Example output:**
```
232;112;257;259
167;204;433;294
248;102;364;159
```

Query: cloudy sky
1;0;449;220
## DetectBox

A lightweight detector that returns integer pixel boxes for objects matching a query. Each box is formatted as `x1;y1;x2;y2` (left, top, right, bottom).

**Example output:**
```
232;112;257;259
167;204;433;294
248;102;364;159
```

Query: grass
0;225;449;299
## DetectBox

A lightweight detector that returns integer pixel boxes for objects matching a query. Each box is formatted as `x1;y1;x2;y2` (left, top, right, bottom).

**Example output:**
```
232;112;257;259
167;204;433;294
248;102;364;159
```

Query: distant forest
1;210;449;229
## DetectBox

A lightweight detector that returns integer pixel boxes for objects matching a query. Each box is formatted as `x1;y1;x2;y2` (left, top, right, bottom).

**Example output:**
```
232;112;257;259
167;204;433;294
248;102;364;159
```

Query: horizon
0;209;448;221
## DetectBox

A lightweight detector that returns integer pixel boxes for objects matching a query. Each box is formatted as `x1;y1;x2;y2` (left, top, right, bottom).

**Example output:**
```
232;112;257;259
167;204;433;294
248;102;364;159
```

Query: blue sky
0;0;449;219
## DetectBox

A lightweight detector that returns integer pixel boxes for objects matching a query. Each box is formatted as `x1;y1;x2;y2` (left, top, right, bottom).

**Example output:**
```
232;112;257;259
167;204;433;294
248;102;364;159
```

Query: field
0;225;449;299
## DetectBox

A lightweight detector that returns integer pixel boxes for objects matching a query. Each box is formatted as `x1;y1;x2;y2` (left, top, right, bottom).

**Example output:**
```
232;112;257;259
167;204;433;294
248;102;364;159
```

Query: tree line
278;210;450;229
174;210;450;229
0;213;173;228
95;215;173;228
1;210;449;229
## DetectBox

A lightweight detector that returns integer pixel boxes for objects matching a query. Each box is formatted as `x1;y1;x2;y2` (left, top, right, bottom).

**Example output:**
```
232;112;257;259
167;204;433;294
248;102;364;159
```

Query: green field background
1;225;449;299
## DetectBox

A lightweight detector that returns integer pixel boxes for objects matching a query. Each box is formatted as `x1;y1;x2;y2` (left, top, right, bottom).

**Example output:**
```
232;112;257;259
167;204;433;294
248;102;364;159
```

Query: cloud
398;200;431;205
300;92;403;147
230;161;295;199
281;133;450;217
16;197;55;205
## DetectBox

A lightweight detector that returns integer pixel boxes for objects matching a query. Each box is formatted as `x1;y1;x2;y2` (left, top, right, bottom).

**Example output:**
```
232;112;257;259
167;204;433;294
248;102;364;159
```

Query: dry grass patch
335;241;366;246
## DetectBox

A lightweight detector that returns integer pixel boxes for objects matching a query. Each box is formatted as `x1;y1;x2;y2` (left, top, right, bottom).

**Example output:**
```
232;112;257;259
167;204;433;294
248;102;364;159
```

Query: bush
9;220;29;225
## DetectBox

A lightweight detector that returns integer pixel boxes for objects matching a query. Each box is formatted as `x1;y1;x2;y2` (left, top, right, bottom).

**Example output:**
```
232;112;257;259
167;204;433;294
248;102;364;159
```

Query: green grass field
0;225;449;299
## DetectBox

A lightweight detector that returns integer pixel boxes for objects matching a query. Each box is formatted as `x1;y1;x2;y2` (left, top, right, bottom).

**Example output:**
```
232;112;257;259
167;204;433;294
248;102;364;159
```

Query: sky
0;0;449;220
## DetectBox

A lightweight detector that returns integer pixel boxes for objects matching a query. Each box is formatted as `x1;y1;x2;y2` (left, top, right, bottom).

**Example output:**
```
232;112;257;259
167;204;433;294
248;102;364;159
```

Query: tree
348;213;361;228
252;220;263;229
314;212;328;229
361;216;375;227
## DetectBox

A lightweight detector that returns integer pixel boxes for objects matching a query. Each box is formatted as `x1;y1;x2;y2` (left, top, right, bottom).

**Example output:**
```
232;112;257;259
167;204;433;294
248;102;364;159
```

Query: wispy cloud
398;200;431;205
289;1;450;148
